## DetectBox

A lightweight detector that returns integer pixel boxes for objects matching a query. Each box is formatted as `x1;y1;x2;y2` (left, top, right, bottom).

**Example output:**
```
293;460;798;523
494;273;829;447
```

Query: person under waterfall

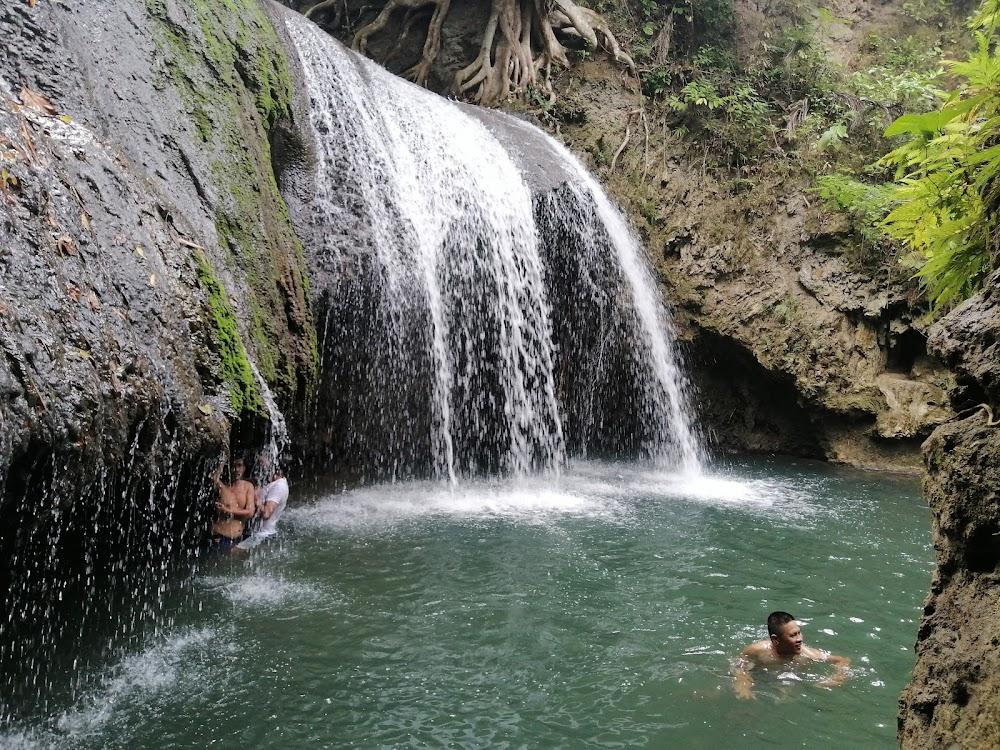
236;455;289;551
210;456;257;550
731;611;851;699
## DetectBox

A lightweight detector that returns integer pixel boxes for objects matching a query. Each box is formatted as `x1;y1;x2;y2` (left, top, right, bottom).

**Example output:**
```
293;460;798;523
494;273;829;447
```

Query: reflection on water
1;457;930;749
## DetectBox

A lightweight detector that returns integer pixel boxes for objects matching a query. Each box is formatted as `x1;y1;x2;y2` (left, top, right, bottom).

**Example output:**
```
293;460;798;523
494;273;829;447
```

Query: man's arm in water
814;650;851;688
731;642;767;700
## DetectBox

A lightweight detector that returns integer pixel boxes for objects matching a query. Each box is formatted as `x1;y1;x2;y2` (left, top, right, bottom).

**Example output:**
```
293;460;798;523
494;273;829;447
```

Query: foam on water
291;479;624;532
0;628;227;749
290;461;825;534
200;573;323;608
0;732;48;750
564;460;822;520
56;628;226;735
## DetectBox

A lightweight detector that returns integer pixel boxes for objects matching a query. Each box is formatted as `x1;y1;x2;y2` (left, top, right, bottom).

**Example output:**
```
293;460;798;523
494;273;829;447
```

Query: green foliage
899;0;950;24
863;34;942;70
620;0;735;56
655;67;775;166
620;0;970;177
879;0;1000;313
637;0;662;36
816;123;848;152
849;66;944;112
639;67;674;97
814;173;894;248
668;79;724;110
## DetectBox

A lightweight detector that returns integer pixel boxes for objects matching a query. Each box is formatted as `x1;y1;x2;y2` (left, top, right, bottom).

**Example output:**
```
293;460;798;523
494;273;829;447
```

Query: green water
5;457;931;749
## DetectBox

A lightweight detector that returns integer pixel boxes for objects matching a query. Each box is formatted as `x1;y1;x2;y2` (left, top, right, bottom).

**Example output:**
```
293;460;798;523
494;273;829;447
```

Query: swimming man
732;611;851;699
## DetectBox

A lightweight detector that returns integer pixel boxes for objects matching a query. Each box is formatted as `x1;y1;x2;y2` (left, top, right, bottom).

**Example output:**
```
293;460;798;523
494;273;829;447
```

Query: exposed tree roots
346;0;635;106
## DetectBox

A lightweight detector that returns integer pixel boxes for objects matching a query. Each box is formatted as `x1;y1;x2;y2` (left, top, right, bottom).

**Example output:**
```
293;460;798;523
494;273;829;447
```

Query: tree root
955;403;1000;426
351;0;451;87
609;107;650;176
342;0;634;107
610;121;631;172
304;0;347;27
551;0;636;76
403;0;451;86
979;403;1000;426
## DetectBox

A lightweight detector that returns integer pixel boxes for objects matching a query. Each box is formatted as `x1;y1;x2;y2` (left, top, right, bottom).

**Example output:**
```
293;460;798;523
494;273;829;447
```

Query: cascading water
249;360;291;468
530;142;703;475
284;11;702;480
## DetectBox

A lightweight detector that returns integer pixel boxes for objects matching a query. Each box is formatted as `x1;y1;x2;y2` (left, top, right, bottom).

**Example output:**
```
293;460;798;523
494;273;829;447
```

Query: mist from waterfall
284;12;702;480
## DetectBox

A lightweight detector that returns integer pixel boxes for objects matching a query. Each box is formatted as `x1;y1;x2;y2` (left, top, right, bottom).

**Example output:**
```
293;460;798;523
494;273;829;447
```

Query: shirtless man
732;611;851;699
210;457;256;549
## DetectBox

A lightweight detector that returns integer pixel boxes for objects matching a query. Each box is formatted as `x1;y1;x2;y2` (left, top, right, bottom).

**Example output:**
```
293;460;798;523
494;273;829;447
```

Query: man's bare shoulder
739;640;774;661
798;645;821;660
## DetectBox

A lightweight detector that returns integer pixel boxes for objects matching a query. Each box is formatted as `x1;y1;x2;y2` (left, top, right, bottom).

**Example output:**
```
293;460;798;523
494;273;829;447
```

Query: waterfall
249;360;290;468
283;12;702;480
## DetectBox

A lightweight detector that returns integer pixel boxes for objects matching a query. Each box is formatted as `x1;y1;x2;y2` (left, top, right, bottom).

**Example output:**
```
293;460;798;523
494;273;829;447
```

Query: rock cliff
0;0;315;691
898;271;1000;748
2;0;997;741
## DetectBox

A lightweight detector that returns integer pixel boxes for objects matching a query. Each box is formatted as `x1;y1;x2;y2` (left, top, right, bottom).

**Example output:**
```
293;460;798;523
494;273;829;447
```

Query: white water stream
285;12;701;479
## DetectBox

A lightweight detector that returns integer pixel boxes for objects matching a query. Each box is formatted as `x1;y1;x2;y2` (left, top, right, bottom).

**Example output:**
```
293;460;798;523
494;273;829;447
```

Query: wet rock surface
899;271;1000;749
0;0;315;703
643;157;954;470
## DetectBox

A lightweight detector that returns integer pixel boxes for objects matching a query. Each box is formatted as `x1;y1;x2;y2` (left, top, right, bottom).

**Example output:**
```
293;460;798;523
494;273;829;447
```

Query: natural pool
4;457;931;749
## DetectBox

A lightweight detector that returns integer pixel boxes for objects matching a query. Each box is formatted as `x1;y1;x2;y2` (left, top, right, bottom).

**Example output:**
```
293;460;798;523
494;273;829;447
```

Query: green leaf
884;109;961;137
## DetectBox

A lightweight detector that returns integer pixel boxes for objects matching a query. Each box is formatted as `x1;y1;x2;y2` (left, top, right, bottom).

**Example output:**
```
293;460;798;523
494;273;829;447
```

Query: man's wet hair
767;611;796;637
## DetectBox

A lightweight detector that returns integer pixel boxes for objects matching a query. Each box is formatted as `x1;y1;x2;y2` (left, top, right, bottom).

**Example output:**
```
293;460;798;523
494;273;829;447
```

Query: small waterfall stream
284;13;702;480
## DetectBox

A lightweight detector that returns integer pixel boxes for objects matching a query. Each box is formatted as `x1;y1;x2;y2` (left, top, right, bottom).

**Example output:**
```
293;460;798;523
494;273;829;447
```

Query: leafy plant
899;0;950;24
680;79;724;109
816;123;848;152
879;0;1000;313
639;65;675;97
814;173;894;247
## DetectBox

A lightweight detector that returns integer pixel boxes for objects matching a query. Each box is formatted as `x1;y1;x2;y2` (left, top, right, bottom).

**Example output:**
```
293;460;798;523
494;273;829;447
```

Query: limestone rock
899;271;1000;749
874;373;951;439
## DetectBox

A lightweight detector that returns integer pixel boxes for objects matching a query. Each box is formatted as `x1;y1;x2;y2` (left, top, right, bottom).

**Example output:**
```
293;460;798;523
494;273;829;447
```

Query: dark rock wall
899;272;1000;748
0;0;315;708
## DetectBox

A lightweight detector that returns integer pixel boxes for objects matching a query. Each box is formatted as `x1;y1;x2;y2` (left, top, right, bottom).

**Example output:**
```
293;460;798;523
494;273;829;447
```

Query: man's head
767;611;803;656
232;457;246;479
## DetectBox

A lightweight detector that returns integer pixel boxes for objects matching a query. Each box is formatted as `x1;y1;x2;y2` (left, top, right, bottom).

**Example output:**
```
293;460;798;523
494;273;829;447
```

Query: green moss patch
146;0;317;407
193;250;266;415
